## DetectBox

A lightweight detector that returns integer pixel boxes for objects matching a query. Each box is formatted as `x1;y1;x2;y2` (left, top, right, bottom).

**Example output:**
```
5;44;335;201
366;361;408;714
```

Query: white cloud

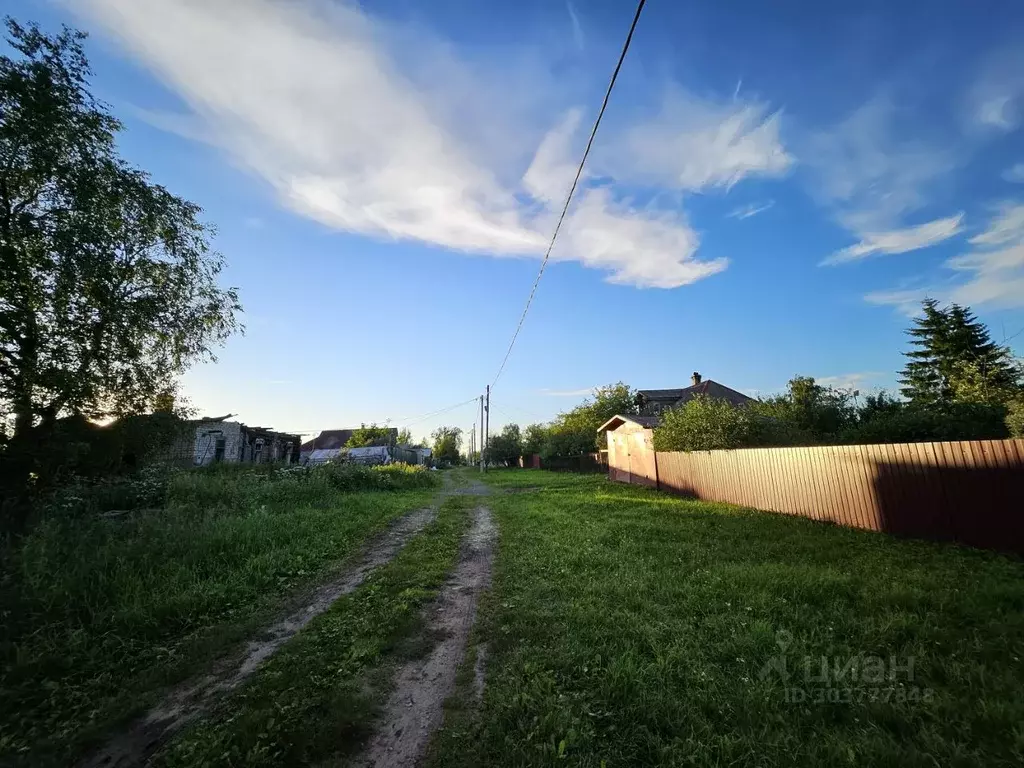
822;214;964;266
1004;163;1024;183
816;372;883;390
566;2;584;51
75;0;745;289
864;287;932;316
558;187;729;288
807;98;957;229
612;89;793;191
538;386;596;397
948;202;1024;307
867;202;1024;311
967;202;1024;247
967;45;1024;133
727;200;774;220
522;109;582;203
806;97;965;268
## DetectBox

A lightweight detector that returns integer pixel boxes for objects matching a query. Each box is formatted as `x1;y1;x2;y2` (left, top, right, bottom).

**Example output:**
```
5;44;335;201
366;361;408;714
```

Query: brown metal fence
541;453;608;474
609;438;1024;554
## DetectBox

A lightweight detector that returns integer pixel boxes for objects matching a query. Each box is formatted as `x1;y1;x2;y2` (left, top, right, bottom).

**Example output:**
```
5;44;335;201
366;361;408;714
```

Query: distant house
636;372;754;417
300;427;399;465
189;416;300;466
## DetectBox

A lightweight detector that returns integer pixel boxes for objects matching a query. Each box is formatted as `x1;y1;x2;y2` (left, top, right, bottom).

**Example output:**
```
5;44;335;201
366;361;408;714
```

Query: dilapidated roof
302;427;399;452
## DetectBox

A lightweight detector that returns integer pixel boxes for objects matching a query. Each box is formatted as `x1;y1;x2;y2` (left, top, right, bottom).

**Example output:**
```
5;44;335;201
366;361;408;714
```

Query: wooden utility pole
484;385;490;472
479;395;484;472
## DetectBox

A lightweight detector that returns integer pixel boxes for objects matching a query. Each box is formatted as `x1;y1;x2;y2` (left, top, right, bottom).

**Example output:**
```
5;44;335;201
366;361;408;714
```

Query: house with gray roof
635;372;755;419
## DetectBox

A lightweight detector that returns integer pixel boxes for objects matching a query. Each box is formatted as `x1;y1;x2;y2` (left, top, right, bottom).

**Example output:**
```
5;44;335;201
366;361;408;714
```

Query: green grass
430;470;1024;768
157;494;472;767
0;464;437;767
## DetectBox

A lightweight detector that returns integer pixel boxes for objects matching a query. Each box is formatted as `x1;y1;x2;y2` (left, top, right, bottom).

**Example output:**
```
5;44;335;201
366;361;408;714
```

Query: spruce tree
899;299;1020;406
899;299;952;405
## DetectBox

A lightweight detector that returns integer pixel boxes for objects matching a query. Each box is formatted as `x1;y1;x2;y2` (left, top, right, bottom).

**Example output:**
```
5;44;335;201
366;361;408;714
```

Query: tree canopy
543;382;636;457
345;423;393;448
486;423;522;466
899;299;1019;407
0;19;241;438
431;425;462;465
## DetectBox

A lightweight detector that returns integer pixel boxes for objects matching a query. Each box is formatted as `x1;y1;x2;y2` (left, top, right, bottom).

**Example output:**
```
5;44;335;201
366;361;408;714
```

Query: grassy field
0;463;438;767
431;470;1024;767
158;494;472;767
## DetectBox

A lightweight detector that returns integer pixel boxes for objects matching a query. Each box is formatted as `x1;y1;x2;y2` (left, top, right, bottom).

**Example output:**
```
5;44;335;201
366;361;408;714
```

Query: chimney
691;371;702;386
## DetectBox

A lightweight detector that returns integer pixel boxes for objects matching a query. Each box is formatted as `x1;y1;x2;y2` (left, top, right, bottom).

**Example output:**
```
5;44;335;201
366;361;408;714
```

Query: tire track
79;505;438;768
355;500;495;768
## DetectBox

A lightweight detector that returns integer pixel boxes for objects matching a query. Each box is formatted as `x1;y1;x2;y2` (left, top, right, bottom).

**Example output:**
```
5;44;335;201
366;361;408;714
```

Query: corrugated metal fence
540;453;608;474
610;437;1024;554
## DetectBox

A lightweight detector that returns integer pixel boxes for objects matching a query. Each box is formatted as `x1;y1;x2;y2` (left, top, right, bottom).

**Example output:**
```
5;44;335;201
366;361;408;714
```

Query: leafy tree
1006;397;1024;437
544;382;637;456
345;423;393;447
653;396;753;451
654;396;806;452
396;427;413;445
841;402;1008;444
431;425;462;465
899;299;1019;407
521;423;548;456
755;376;856;440
487;423;522;466
0;19;240;438
949;357;1023;406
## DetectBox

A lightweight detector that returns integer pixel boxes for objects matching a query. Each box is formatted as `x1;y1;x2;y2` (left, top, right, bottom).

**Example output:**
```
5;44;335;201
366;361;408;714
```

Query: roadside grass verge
0;464;437;767
156;495;472;767
430;470;1024;767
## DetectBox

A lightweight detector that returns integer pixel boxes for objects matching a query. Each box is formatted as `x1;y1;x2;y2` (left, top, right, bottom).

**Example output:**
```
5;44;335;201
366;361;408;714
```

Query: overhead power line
392;396;480;428
490;0;646;389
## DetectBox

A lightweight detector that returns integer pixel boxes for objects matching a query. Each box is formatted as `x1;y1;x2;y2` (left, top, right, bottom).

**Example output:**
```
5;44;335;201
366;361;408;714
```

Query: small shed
597;414;660;487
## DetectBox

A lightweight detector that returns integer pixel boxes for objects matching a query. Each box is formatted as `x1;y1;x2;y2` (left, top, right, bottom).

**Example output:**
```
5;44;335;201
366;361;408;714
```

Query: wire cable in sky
393;396;480;428
490;0;646;388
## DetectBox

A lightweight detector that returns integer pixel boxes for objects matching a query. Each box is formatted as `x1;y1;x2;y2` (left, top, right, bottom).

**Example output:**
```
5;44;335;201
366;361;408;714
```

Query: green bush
841;402;1009;444
1007;399;1024;438
653;396;808;452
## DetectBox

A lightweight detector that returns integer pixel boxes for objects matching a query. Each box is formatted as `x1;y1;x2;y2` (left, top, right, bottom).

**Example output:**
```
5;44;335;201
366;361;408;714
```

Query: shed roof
596;414;662;433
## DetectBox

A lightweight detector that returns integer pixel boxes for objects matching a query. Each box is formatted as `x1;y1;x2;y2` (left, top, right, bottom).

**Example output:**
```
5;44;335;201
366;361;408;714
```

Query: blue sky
13;0;1024;443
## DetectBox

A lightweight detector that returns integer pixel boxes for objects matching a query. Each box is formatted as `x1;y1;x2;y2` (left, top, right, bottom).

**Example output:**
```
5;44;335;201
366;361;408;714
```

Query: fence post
654;447;660;491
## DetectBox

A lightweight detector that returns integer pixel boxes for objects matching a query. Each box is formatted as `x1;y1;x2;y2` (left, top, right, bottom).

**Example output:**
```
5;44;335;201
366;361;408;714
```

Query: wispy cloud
866;202;1024;311
816;372;884;390
566;1;584;51
537;386;597;397
822;214;964;266
966;44;1024;133
807;98;958;228
1004;163;1024;183
613;89;793;191
864;287;931;316
805;97;964;266
948;202;1024;306
75;0;754;289
727;200;774;220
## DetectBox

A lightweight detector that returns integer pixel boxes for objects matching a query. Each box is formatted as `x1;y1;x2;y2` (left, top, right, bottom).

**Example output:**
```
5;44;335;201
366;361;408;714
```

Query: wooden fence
609;437;1024;554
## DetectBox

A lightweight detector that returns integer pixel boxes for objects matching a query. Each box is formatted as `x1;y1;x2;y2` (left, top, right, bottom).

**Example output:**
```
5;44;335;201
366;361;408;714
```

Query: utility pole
479;395;484;473
484;385;490;472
